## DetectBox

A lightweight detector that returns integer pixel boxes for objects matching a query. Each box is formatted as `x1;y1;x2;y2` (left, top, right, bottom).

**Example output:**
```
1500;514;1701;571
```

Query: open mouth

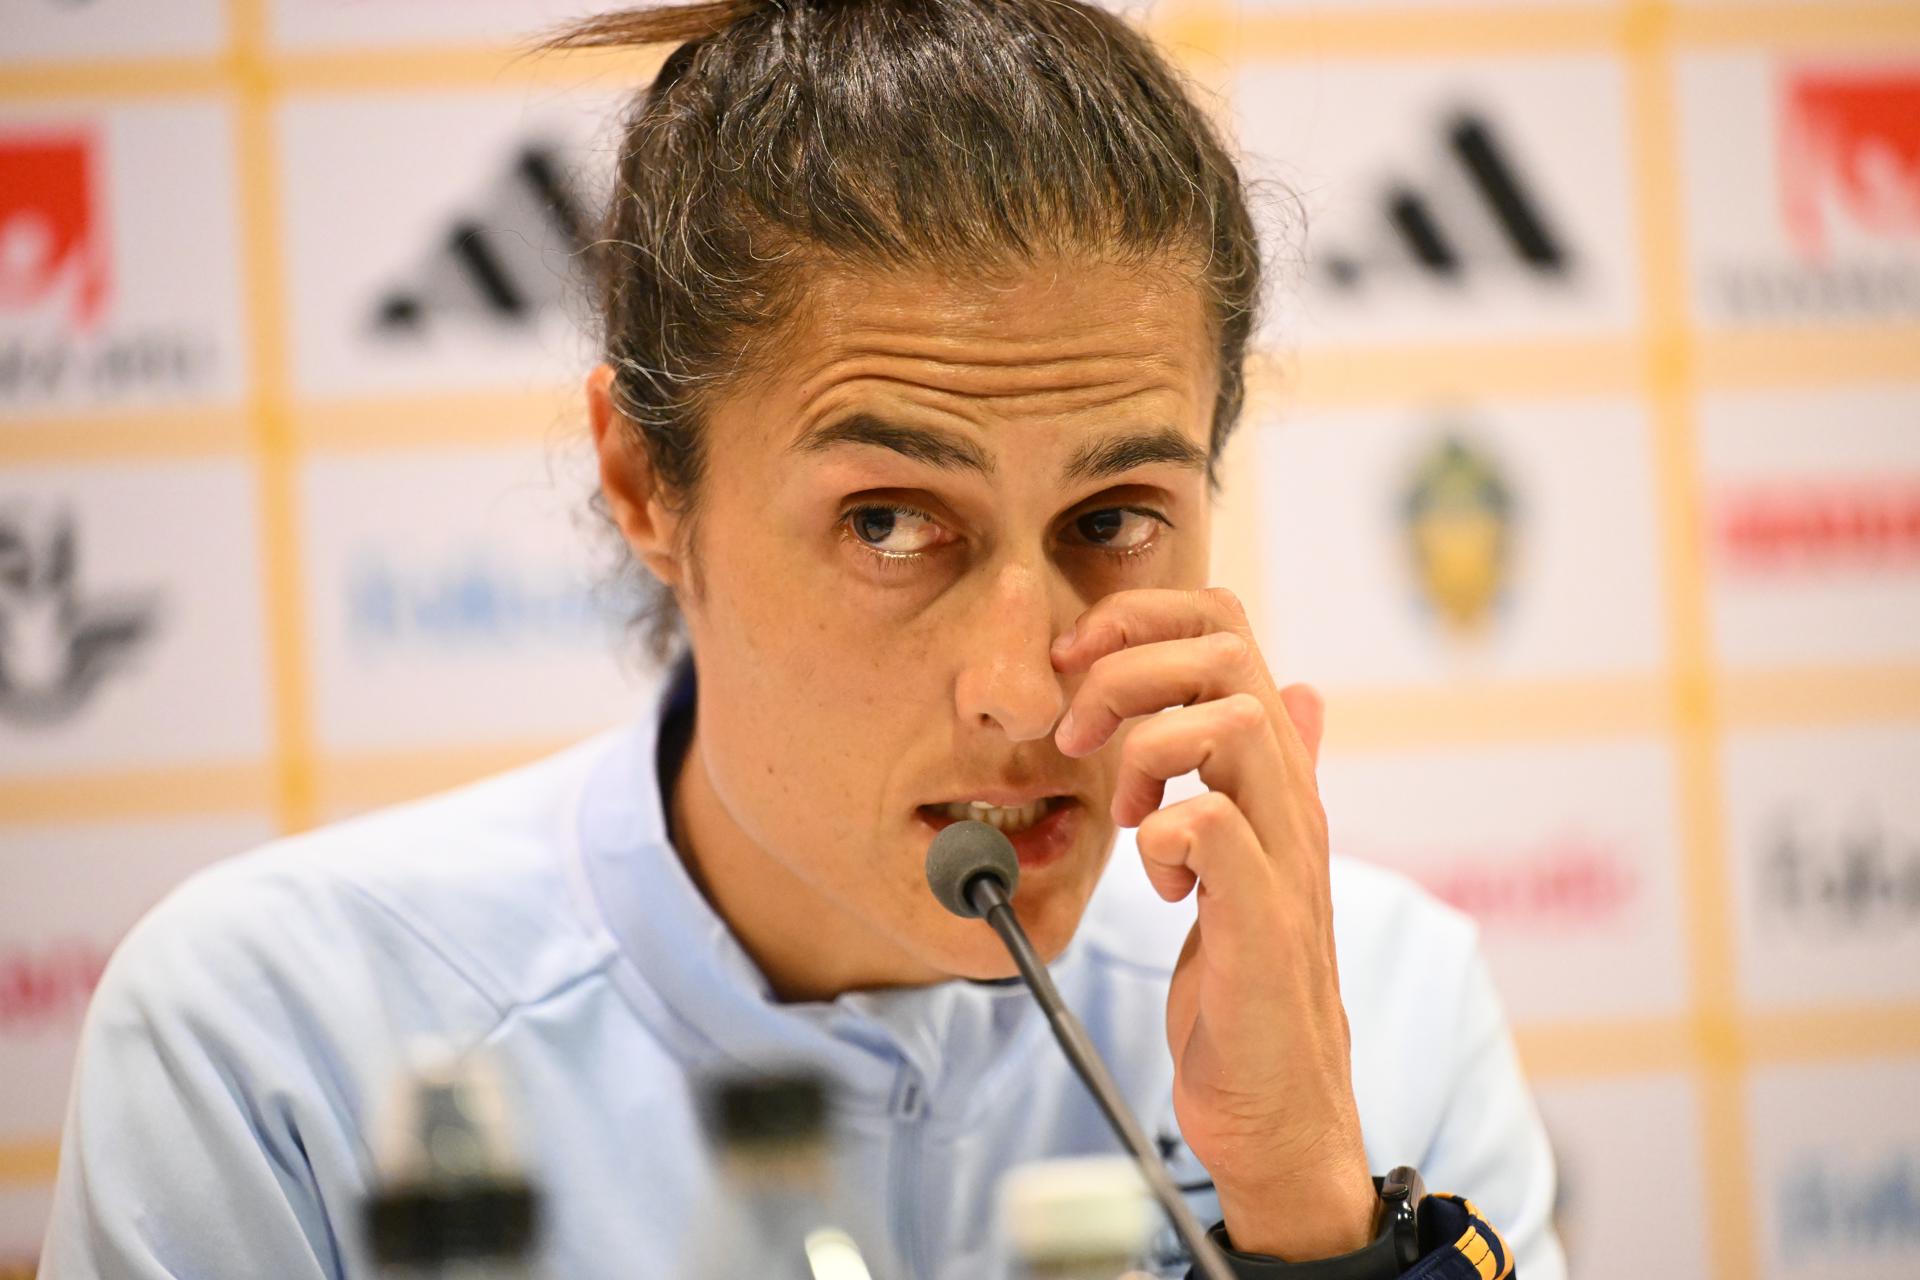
914;796;1082;872
917;796;1072;835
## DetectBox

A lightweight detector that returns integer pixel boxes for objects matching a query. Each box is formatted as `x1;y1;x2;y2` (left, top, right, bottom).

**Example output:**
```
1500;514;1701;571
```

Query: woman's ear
587;363;685;589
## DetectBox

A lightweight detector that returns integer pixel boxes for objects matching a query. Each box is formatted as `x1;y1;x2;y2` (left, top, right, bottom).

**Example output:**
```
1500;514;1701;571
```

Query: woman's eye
847;505;946;556
1072;507;1160;551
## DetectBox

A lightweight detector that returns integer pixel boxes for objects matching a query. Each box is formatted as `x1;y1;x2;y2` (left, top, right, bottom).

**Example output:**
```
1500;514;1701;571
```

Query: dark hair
543;0;1261;660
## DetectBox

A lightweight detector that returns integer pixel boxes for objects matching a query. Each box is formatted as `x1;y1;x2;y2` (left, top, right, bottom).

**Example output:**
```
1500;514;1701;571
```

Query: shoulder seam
478;950;624;1046
337;878;511;1019
338;877;627;1051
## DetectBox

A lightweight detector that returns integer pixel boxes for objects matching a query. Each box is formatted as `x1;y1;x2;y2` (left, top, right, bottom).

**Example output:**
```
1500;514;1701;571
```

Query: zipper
887;1062;930;1278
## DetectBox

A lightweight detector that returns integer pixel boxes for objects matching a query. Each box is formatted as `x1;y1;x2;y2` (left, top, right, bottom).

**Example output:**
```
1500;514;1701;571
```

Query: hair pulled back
544;0;1262;658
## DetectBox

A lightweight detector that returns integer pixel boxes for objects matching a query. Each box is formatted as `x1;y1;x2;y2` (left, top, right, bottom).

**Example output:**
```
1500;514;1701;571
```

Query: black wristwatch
1203;1165;1428;1279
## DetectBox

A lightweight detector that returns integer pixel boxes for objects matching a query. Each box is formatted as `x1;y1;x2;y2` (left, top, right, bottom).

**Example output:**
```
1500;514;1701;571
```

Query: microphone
926;821;1235;1280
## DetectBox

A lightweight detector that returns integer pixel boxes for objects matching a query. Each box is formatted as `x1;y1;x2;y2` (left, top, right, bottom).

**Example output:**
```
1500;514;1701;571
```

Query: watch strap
1194;1183;1514;1280
1205;1217;1404;1279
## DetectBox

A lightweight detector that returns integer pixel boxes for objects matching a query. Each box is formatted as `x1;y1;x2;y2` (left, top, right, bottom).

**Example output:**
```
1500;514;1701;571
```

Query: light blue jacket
39;670;1566;1279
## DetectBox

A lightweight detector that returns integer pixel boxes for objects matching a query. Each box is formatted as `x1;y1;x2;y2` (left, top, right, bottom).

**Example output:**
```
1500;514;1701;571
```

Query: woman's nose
952;561;1069;743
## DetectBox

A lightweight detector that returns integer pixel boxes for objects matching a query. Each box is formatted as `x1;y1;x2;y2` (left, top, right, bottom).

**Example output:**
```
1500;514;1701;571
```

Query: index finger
1051;586;1256;674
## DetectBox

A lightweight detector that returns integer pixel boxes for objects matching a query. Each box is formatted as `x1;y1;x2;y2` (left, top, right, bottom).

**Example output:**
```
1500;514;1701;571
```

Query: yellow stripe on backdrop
0;409;253;464
1745;1007;1920;1066
0;1141;60;1189
1621;3;1754;1277
290;388;583;453
313;740;585;817
1250;339;1649;411
0;763;274;824
229;0;316;836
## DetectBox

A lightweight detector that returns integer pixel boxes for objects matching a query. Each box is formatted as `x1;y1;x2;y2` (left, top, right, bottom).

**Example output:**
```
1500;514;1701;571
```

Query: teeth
937;798;1055;833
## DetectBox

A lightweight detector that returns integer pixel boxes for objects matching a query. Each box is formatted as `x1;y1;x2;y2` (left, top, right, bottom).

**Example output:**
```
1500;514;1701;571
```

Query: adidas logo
1320;110;1573;290
374;142;590;334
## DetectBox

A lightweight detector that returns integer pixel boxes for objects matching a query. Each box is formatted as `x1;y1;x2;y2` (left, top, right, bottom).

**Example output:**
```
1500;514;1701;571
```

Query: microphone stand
967;874;1236;1280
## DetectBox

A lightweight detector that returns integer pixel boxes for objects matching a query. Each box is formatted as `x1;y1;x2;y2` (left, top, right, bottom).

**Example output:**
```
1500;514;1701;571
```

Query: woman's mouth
915;796;1082;871
924;796;1066;833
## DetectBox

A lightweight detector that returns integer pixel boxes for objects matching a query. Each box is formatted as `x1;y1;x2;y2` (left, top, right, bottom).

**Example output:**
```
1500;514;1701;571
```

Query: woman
40;2;1564;1276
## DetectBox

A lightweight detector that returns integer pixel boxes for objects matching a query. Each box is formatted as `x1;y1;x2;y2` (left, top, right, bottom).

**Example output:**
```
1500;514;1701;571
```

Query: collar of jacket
571;659;1071;1134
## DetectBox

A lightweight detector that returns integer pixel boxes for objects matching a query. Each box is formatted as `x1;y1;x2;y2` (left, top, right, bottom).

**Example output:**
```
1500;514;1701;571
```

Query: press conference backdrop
2;0;1916;1275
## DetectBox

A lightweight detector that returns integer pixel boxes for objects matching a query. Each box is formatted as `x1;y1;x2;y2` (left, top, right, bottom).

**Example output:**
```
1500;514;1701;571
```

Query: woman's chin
915;878;1093;982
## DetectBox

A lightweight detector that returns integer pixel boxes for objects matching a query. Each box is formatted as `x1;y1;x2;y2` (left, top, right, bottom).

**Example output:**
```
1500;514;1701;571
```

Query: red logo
1781;69;1920;257
0;130;110;331
0;938;111;1031
1355;833;1639;929
1718;480;1920;570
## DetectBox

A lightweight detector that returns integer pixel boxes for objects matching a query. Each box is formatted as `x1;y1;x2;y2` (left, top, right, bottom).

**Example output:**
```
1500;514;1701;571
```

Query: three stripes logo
373;141;589;335
1320;109;1574;292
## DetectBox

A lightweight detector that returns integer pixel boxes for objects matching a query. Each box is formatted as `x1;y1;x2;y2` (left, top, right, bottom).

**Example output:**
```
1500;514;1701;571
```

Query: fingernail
1055;708;1077;746
1053;626;1076;654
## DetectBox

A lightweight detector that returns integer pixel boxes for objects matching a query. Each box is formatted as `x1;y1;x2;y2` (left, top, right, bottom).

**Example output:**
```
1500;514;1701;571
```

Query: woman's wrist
1214;1167;1381;1262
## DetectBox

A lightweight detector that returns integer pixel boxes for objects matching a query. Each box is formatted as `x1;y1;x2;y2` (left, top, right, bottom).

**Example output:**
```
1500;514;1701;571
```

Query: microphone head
925;819;1021;919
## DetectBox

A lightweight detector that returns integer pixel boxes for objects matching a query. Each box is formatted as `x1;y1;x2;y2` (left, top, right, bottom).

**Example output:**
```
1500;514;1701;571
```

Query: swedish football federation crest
1400;433;1515;634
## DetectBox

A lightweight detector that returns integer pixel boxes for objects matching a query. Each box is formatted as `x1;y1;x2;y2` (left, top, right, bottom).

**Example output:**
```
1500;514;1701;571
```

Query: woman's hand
1052;587;1377;1262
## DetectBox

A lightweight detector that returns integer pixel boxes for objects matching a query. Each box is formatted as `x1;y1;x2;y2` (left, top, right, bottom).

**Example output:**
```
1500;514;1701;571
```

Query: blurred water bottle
1001;1155;1157;1280
364;1040;540;1280
690;1071;876;1280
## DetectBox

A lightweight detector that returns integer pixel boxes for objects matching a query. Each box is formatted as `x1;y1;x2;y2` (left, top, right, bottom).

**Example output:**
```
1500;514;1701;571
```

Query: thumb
1278;682;1325;769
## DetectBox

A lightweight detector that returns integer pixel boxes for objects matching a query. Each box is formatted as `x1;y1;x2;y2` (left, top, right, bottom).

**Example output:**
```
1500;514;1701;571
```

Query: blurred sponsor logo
1779;1149;1920;1267
1356;833;1639;929
1320;110;1574;294
0;938;108;1032
1714;66;1920;320
1759;810;1920;935
373;141;589;337
1717;479;1920;571
0;130;107;331
0;505;157;726
1400;431;1517;635
347;549;620;652
0;124;219;403
1782;71;1920;257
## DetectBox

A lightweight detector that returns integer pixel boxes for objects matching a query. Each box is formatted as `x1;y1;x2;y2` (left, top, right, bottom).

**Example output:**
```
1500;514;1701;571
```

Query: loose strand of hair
532;1;765;54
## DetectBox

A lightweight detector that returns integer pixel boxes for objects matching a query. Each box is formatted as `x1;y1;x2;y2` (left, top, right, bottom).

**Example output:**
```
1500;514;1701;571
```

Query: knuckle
1220;691;1267;734
1190;790;1240;835
1135;807;1184;859
1202;585;1248;623
1207;628;1252;669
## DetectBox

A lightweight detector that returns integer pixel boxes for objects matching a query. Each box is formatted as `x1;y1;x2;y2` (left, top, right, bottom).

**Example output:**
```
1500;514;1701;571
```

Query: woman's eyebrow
1061;427;1208;482
792;414;995;474
791;414;1207;483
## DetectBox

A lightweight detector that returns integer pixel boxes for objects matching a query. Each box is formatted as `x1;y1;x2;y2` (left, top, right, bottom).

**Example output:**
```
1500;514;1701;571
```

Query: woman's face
599;256;1220;986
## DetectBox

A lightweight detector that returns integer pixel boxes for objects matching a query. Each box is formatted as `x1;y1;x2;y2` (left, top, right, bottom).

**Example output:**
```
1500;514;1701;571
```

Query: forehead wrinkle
789;373;1190;457
786;350;1186;421
834;323;1191;380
